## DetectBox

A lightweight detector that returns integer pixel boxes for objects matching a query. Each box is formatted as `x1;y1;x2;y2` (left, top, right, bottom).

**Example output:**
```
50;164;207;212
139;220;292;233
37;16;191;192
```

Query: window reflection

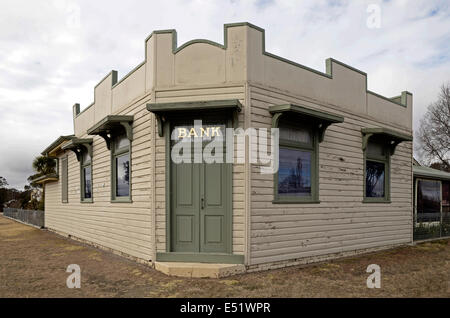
84;166;92;199
365;160;385;197
278;148;311;196
116;153;130;197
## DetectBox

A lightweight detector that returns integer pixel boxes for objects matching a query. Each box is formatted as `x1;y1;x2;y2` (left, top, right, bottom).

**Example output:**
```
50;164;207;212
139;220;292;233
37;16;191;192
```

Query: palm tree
29;156;57;211
32;156;56;176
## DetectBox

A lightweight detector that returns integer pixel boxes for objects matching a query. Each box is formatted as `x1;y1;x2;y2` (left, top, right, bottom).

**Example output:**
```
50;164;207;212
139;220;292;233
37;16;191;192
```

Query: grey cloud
0;0;449;189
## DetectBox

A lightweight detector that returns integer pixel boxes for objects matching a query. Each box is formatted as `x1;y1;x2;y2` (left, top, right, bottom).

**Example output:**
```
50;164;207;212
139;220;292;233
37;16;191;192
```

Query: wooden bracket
318;122;332;143
362;133;374;151
98;132;112;150
120;121;133;141
271;113;283;128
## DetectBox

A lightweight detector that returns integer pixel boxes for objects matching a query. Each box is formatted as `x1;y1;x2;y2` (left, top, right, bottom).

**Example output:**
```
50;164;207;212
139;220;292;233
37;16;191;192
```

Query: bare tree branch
416;83;450;171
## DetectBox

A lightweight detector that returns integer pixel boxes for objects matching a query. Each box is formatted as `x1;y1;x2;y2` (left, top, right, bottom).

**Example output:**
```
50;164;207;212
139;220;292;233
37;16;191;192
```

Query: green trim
74;71;118;118
269;103;344;143
273;120;320;204
112;61;145;89
80;150;93;203
272;200;321;204
61;156;68;204
87;115;134;149
110;133;132;203
147;99;242;137
61;138;93;161
164;115;233;254
362;199;392;204
156;252;244;264
363;139;391;203
31;173;59;184
174;39;226;53
367;90;409;108
87;115;134;135
361;127;412;156
164;121;171;252
41;135;75;156
269;104;344;124
73;22;410;127
413;165;450;181
148;21;410;109
73;103;80;116
147;99;242;112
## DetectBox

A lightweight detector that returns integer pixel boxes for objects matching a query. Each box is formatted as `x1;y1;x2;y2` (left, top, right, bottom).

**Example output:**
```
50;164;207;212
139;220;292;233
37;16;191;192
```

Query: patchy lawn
0;215;449;297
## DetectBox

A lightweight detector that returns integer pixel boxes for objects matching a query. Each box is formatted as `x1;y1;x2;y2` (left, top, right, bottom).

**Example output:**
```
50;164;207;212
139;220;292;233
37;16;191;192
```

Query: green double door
170;120;231;254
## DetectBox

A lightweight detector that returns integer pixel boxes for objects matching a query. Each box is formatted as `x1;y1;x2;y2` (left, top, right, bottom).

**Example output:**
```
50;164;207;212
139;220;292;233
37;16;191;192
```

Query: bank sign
171;120;279;174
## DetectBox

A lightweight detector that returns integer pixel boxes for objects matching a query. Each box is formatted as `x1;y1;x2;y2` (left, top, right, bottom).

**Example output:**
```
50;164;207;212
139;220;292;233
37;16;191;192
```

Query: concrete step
154;261;246;278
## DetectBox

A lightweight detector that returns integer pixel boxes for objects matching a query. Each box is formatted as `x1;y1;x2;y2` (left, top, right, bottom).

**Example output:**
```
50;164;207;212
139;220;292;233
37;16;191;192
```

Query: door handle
201;197;205;209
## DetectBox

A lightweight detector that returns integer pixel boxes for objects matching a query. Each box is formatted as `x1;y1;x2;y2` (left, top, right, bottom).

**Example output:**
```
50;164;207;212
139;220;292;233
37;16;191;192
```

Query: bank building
35;23;416;277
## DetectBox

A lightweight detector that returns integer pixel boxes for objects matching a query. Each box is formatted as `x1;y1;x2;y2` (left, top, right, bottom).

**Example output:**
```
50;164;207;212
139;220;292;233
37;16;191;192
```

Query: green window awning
268;103;344;142
87;115;134;150
146;99;243;137
361;127;412;155
61;138;93;161
31;173;59;185
41;135;75;156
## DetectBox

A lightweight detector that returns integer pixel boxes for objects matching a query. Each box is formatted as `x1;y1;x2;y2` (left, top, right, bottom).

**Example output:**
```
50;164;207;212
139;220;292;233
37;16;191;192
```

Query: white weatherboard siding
248;84;412;265
153;84;246;255
42;23;413;270
45;97;154;261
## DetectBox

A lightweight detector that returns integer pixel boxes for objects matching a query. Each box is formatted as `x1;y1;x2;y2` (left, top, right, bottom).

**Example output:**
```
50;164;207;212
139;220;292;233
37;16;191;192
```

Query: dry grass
0;215;449;298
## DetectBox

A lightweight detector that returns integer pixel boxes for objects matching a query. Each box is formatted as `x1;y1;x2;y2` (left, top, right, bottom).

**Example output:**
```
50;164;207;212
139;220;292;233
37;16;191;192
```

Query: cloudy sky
0;0;449;189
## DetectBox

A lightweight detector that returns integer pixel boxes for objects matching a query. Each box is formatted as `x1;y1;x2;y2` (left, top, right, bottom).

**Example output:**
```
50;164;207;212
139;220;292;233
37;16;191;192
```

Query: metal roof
413;165;450;181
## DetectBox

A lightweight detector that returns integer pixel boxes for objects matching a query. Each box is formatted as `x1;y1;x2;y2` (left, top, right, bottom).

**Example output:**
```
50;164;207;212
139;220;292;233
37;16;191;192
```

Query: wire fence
413;208;450;241
2;208;44;228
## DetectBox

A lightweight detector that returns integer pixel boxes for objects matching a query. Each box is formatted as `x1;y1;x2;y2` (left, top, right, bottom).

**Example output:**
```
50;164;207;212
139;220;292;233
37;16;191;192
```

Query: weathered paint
42;22;413;270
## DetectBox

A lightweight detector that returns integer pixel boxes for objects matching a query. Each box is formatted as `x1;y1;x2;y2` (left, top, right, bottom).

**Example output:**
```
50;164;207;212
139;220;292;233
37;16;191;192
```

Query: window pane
417;180;441;219
443;182;449;213
82;151;91;164
279;126;311;144
83;165;92;199
114;134;130;152
116;153;130;197
365;160;385;197
367;140;385;158
278;148;311;196
62;157;68;202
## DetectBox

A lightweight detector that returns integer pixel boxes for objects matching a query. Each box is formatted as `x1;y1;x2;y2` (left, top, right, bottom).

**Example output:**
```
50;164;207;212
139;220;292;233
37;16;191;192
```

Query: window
61;156;68;203
416;179;441;222
274;119;318;203
80;151;93;202
112;133;131;201
364;139;390;202
443;181;450;213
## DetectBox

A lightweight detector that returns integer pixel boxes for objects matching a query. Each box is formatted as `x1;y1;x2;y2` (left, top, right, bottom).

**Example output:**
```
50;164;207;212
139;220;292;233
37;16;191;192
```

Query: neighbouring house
34;23;414;274
413;159;450;240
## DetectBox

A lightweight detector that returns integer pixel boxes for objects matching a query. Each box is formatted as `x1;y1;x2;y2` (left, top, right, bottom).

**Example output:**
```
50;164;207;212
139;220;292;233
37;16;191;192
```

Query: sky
0;0;449;189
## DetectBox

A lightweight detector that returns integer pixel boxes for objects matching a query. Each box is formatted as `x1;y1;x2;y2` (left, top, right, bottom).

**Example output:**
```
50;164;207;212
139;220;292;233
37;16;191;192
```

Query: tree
0;176;8;188
32;156;57;176
416;83;450;172
0;176;8;211
28;155;56;211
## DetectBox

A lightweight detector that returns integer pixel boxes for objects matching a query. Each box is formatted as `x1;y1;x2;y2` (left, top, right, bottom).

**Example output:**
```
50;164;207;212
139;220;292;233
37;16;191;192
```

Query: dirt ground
0;215;449;298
